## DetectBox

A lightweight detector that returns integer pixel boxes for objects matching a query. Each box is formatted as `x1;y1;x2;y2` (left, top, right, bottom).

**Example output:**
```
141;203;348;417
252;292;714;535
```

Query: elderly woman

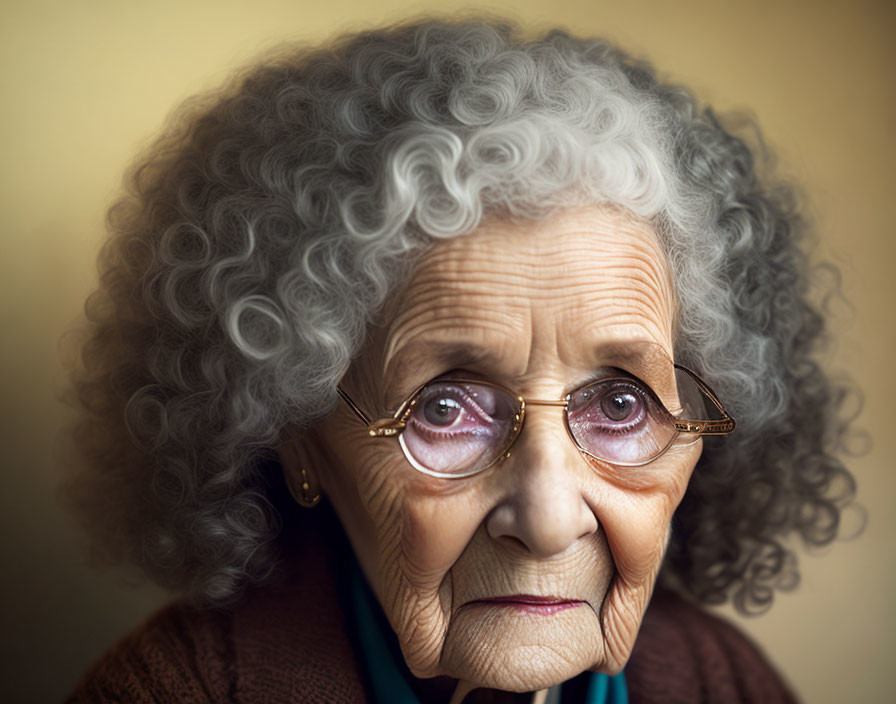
65;19;855;704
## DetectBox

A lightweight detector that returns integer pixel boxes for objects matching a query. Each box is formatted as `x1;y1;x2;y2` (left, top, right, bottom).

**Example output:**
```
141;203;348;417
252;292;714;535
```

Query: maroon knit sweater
66;524;798;704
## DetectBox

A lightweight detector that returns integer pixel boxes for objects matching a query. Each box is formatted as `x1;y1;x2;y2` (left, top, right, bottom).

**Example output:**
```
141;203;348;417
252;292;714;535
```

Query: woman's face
302;205;702;692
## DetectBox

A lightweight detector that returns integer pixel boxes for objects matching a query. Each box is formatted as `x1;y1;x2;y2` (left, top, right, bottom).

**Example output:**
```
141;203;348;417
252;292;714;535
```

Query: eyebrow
585;341;677;404
380;340;501;409
587;341;673;379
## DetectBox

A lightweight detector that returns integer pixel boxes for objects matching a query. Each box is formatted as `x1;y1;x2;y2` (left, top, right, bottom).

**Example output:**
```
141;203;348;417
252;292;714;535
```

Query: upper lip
469;594;582;604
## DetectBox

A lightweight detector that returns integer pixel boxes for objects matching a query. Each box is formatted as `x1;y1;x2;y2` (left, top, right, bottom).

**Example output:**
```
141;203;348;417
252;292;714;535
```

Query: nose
485;411;599;558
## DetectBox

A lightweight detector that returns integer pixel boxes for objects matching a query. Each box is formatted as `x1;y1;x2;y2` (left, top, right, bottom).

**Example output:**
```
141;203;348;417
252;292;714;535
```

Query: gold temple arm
336;386;372;425
671;365;736;436
673;418;736;434
336;387;407;437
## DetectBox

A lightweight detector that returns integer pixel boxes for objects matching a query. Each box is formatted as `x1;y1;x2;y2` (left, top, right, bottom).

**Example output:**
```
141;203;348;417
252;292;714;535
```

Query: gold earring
294;467;320;508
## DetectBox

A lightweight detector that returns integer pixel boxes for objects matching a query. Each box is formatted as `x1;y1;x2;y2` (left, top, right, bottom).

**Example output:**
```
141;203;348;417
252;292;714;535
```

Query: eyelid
409;366;673;411
384;371;465;415
571;368;676;415
436;368;490;383
418;382;496;426
568;367;648;395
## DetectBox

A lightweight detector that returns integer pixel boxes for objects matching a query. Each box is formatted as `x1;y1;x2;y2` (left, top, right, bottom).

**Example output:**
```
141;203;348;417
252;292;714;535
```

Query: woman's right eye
409;381;508;436
411;384;491;432
401;382;517;477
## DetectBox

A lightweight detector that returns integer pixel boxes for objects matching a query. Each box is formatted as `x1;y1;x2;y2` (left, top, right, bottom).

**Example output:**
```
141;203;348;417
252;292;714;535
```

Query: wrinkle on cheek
595;451;696;586
377;491;479;677
337;451;405;593
400;494;483;583
378;521;454;677
390;591;451;676
603;497;671;585
592;455;697;671
598;576;652;672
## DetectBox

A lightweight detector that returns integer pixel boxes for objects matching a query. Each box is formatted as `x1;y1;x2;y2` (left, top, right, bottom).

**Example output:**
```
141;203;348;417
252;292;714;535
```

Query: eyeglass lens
398;369;720;477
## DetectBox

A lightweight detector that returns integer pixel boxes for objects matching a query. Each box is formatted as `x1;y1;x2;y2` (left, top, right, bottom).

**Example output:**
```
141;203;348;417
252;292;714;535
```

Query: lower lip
467;598;585;615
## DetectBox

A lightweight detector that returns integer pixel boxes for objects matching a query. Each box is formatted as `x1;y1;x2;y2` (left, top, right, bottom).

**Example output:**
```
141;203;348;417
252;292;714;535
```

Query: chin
439;603;604;692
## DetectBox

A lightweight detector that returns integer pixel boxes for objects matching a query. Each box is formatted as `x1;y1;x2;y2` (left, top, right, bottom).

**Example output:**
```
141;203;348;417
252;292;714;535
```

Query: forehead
372;206;675;399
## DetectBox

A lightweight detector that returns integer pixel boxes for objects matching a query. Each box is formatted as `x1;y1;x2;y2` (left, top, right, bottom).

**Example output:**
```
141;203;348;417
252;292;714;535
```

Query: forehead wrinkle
380;253;533;379
573;298;673;361
401;238;540;288
383;314;523;374
573;285;672;332
576;320;672;360
374;204;675;399
555;241;674;356
551;242;670;295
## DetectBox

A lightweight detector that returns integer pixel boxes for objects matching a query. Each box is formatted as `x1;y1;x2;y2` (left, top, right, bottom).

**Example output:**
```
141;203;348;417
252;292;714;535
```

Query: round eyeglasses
337;365;734;479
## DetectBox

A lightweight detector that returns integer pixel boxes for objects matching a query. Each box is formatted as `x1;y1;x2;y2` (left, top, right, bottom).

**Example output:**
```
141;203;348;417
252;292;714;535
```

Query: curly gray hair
64;19;857;611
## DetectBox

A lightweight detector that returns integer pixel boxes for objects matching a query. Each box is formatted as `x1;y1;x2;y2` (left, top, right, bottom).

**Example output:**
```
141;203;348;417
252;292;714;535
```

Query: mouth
466;594;586;615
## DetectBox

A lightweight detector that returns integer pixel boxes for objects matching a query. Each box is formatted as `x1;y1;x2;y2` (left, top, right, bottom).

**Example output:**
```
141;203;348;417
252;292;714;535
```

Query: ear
278;432;323;508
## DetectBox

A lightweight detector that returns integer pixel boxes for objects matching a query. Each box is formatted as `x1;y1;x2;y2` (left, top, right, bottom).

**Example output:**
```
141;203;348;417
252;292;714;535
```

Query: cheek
589;443;697;582
321;431;490;676
317;427;410;589
340;441;488;587
598;491;676;584
374;483;491;678
398;491;488;583
593;491;675;672
594;445;699;670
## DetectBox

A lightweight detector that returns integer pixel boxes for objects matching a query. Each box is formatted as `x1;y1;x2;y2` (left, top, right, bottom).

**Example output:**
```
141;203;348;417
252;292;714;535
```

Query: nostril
485;504;516;541
500;535;528;552
579;512;599;540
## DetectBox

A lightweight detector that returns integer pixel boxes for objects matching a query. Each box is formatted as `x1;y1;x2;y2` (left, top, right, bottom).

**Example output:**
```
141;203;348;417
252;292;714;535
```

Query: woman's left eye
569;380;651;431
600;389;641;422
566;376;677;465
423;397;463;426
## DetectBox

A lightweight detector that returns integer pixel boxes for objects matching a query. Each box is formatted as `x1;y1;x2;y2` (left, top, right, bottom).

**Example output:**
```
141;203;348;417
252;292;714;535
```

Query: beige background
1;1;892;702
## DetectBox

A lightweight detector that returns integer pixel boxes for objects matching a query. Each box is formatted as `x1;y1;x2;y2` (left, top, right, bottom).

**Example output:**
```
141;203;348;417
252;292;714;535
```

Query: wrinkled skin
283;205;702;696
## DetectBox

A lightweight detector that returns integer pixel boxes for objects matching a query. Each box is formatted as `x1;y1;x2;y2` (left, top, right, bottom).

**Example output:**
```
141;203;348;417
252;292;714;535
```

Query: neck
407;675;547;704
448;681;548;704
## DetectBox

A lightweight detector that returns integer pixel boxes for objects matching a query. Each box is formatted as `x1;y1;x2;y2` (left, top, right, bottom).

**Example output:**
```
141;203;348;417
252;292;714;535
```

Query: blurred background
1;0;892;702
